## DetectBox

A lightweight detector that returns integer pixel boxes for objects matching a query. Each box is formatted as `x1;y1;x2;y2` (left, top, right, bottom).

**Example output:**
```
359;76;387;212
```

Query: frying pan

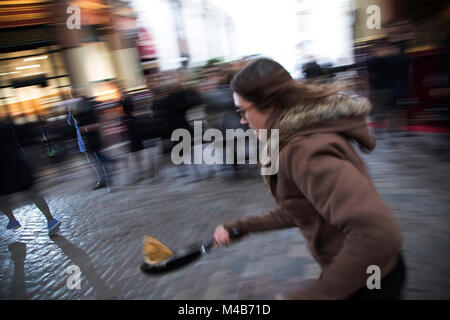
140;228;243;274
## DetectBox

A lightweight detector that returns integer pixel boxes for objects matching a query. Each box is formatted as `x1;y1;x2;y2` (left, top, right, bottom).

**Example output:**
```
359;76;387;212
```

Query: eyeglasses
235;107;247;119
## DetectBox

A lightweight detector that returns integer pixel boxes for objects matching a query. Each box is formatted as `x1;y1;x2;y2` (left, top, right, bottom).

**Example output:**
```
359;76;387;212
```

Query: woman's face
233;92;272;136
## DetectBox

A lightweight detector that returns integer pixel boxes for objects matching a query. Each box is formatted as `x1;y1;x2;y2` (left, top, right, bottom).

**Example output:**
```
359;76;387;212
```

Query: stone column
104;0;145;91
52;0;90;94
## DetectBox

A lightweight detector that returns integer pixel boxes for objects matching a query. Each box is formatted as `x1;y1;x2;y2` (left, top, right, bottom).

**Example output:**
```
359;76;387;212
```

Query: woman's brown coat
224;94;403;299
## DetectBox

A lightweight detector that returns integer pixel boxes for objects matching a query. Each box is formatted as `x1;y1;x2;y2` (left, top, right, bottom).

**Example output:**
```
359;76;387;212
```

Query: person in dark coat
119;93;146;183
0;119;61;236
151;78;197;151
67;90;113;191
302;60;326;79
366;40;410;134
121;94;144;153
201;70;250;173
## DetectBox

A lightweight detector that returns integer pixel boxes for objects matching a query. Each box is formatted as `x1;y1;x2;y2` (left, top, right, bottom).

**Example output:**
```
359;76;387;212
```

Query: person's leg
146;147;156;178
23;189;54;222
96;150;115;164
93;151;110;187
0;196;16;221
132;150;143;180
126;151;138;184
86;151;109;190
0;196;21;229
24;188;61;235
85;151;103;183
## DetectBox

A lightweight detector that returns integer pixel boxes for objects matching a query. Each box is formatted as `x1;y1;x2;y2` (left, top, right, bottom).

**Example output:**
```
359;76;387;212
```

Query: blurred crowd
3;35;449;188
0;58;256;190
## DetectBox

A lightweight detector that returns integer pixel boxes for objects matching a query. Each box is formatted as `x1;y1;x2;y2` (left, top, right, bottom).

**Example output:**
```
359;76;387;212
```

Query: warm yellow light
24;56;48;62
96;89;117;96
0;71;21;76
16;64;40;70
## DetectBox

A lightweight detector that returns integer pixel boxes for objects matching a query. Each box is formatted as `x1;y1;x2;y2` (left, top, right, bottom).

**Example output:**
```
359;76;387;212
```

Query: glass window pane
50;52;68;76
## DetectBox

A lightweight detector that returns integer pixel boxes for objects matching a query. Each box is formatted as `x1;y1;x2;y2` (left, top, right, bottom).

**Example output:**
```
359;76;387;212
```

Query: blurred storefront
352;0;450;130
0;0;153;126
0;0;66;124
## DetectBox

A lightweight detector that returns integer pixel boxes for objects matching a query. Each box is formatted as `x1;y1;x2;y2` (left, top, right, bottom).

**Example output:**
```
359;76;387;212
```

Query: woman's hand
213;225;230;249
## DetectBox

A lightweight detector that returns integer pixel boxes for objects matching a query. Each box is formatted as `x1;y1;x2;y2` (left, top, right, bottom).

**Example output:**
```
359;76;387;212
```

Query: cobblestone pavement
0;133;449;300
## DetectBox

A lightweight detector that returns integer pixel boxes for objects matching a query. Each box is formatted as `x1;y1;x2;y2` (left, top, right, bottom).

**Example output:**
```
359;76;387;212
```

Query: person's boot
6;219;21;230
93;180;106;190
47;218;62;236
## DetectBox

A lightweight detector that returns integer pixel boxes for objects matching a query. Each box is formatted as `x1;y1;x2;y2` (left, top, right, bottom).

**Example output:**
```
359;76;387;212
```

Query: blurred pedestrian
67;89;114;191
213;58;405;300
0;119;62;236
201;67;250;174
302;59;326;79
119;92;146;183
166;74;196;135
366;39;410;134
201;67;224;130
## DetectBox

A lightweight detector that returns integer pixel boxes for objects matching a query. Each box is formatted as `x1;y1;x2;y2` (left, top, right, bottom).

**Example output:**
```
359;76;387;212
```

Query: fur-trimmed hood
277;93;375;152
260;93;375;182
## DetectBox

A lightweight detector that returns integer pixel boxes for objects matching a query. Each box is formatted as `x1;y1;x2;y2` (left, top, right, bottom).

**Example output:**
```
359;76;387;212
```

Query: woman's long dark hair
231;58;349;191
230;58;346;131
